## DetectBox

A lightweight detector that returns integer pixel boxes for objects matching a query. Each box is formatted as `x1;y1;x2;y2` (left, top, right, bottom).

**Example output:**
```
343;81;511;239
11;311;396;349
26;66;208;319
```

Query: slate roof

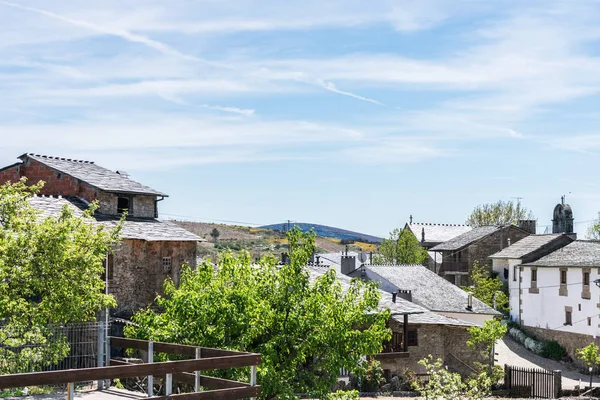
364;265;501;316
406;222;472;244
522;241;600;268
21;154;167;196
489;234;570;260
307;264;475;327
430;225;501;251
29;195;201;242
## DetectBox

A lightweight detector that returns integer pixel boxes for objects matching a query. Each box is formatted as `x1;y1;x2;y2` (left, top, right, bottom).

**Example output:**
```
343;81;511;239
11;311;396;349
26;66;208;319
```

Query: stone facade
109;239;197;317
440;226;530;286
378;320;484;377
96;191;156;218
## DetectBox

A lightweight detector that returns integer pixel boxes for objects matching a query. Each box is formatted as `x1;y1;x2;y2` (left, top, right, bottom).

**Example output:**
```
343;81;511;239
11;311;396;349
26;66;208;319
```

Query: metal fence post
147;341;154;397
250;365;257;400
97;321;105;390
195;347;201;392
166;373;173;396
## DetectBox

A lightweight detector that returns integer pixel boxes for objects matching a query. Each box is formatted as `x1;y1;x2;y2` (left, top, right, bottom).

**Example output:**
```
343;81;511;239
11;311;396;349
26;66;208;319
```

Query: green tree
0;179;120;373
412;355;466;399
466;200;534;227
587;213;600;240
126;228;391;400
576;343;600;369
467;319;507;384
374;228;428;265
462;262;508;312
210;227;220;242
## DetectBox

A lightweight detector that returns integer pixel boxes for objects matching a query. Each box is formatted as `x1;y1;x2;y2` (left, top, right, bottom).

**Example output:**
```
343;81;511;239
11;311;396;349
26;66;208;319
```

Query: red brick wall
0;158;99;202
0;165;20;183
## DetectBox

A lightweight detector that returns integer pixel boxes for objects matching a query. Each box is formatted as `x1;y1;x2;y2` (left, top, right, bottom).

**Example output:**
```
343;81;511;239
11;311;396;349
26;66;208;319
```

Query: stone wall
109;239;197;317
522;325;599;370
379;321;483;377
0;158;158;218
467;226;530;271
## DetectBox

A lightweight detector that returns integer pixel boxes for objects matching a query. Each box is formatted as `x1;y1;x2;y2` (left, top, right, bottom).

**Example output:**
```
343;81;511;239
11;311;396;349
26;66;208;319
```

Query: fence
505;364;561;399
0;336;261;400
0;322;105;375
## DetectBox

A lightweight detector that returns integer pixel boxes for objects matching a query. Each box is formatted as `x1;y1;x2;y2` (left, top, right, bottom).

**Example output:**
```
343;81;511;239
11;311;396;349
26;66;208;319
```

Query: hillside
260;222;383;243
171;221;379;262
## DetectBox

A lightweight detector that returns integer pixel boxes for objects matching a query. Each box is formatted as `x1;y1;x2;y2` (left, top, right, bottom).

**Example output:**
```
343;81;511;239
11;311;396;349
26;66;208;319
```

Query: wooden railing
0;336;261;400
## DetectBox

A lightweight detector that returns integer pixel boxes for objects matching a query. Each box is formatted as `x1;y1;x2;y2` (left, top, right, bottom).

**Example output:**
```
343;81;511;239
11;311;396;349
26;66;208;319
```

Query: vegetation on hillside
126;229;391;399
0;179;121;373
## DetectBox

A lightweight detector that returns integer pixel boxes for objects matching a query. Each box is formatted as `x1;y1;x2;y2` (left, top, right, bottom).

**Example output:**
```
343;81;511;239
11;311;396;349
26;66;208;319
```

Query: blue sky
1;0;600;237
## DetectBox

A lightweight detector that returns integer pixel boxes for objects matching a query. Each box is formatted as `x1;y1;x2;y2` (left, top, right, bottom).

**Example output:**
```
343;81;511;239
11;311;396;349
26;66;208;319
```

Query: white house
516;241;600;363
489;234;573;316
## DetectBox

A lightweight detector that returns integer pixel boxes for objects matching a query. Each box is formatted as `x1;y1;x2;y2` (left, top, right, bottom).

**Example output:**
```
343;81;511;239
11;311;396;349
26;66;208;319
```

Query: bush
326;390;359;400
542;340;567;361
356;359;385;392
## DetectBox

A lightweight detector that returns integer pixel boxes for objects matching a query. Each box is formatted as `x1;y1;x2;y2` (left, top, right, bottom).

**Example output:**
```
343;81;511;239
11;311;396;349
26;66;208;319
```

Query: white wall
439;311;492;327
520;265;600;337
503;258;524;323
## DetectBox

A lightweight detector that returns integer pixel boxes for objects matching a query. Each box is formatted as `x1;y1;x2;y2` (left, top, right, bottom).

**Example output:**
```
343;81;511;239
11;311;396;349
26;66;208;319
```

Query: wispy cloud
318;80;385;106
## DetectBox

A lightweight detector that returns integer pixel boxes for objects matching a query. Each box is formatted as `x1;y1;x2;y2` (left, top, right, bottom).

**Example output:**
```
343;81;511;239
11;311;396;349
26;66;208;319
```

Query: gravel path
496;336;599;390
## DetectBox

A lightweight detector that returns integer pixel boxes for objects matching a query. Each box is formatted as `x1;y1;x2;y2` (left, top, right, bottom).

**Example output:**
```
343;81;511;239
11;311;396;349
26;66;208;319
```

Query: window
513;265;518;281
407;330;418;346
565;311;572;326
579;304;582;311
162;257;172;273
117;197;130;215
584;272;590;286
560;270;567;285
589;317;592;326
531;268;537;282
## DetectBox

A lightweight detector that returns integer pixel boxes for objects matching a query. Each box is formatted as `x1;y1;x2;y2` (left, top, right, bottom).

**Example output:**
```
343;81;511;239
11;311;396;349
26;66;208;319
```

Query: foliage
326;390;359;400
373;228;428;265
356;358;385;392
210;227;220;242
587;212;600;240
126;228;391;400
466;200;534;227
542;341;567;361
0;179;120;374
576;343;600;368
412;356;466;399
467;319;507;353
462;262;508;313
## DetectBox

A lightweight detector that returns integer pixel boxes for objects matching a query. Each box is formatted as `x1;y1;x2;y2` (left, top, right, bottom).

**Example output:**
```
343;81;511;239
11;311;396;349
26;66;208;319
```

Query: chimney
518;220;537;234
397;289;412;302
421;227;425;243
410;215;413;224
369;251;373;265
315;255;321;265
392;292;397;303
466;293;473;311
341;254;356;275
309;252;315;264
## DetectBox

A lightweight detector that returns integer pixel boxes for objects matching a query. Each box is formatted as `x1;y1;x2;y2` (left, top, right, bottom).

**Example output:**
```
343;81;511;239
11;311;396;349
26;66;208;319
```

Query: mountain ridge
260;222;383;243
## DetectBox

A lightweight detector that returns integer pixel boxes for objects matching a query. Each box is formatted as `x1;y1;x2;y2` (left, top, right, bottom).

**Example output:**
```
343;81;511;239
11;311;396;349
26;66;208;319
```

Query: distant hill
260;222;383;243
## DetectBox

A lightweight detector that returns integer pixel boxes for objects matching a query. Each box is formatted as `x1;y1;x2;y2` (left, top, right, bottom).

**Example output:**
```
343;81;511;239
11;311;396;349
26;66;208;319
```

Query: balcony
442;261;469;272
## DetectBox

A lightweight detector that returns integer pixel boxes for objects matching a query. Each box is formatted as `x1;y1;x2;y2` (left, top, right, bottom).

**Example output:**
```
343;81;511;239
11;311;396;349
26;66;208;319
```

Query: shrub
356;359;385;392
326;390;359;400
542;341;567;361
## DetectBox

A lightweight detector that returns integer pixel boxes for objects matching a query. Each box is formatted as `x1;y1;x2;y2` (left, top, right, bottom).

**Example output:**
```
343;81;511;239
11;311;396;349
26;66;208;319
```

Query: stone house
0;153;202;317
515;240;600;368
404;218;472;272
430;224;532;286
314;252;490;377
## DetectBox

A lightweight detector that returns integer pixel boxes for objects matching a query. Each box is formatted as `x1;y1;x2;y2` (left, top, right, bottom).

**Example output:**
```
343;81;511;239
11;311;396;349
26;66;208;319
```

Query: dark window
384;332;403;353
560;270;567;285
513;265;518;281
458;252;462;261
504;268;509;280
579;304;582;311
565;311;572;326
407;330;418;346
163;257;172;273
531;269;537;282
589;317;592;326
584;272;590;286
117;197;130;214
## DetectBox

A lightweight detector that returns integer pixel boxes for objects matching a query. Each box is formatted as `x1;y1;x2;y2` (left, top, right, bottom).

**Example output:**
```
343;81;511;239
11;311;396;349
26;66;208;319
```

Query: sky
1;0;600;237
